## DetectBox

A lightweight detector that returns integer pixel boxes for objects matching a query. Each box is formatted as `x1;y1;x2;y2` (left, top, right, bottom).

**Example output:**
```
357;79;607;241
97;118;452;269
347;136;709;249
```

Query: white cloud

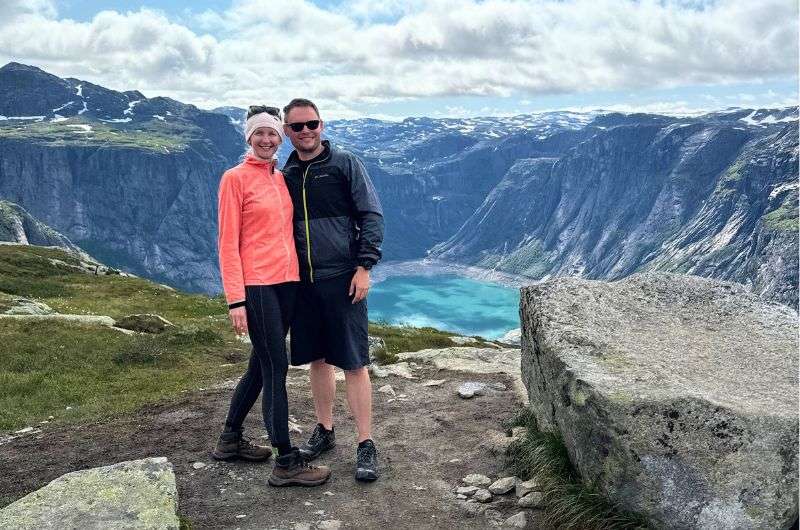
0;0;796;116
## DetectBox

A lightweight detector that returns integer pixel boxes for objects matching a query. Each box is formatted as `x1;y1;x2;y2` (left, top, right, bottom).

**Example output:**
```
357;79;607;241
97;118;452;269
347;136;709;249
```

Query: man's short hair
283;98;320;121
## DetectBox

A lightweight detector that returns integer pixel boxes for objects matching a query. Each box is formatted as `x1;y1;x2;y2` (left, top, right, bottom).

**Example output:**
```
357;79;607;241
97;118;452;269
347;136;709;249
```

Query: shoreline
372;258;539;289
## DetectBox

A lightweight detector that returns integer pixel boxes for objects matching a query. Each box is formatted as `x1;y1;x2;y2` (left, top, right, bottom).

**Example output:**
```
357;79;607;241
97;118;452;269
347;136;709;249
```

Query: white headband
245;112;285;143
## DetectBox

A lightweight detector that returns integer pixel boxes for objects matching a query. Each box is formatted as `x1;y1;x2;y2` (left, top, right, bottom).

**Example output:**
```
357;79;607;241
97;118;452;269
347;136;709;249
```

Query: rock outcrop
520;273;799;529
0;457;179;529
432;112;799;308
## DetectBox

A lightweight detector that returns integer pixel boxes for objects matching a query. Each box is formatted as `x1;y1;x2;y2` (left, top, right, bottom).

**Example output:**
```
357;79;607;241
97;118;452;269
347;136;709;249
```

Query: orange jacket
217;154;299;305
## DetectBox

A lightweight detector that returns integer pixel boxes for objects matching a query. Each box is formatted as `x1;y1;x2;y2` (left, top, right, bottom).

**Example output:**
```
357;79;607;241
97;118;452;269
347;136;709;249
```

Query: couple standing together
213;99;384;488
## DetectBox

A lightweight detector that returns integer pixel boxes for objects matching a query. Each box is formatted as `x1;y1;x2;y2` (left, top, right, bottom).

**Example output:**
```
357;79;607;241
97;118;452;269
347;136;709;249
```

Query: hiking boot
212;430;272;462
298;423;336;461
355;439;379;482
268;449;332;487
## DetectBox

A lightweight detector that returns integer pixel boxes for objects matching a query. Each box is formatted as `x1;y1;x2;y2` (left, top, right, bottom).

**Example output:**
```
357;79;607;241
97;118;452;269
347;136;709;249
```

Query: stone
114;314;175;334
518;491;544;509
317;520;342;530
455;494;467;500
456;486;479;496
381;361;415;379
473;489;493;503
520;274;800;530
4;297;54;315
515;478;540;498
458;382;487;399
449;335;477;346
368;335;387;360
462;474;492;487
293;523;312;530
499;328;522;346
479;430;516;456
323;491;334;496
378;384;396;397
368;364;389;378
191;462;206;470
483;508;503;523
488;476;516;495
504;511;528;528
398;347;526;402
14;427;33;434
459;500;488;517
422;379;447;387
0;457;179;529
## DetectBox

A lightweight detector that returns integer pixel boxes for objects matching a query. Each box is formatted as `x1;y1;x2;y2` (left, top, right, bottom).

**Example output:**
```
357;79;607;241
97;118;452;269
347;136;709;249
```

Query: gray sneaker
355;439;379;482
298;423;336;461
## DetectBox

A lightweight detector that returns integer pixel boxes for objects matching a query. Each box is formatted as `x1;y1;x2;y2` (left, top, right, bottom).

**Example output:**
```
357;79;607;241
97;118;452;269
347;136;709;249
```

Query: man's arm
346;153;384;303
346;153;384;268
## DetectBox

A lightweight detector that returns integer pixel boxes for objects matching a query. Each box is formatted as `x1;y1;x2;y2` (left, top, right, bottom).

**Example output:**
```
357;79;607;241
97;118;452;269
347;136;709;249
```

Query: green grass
505;407;650;530
0;119;193;152
367;321;489;363
0;318;247;431
0;245;226;325
762;194;799;232
0;244;248;431
0;243;485;432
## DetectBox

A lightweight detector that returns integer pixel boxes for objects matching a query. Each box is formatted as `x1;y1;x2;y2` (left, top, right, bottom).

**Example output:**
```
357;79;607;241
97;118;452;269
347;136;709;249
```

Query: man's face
284;106;323;154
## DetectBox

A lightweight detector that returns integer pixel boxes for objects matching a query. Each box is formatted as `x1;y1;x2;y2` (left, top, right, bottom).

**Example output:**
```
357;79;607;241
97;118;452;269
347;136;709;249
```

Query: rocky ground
0;359;542;529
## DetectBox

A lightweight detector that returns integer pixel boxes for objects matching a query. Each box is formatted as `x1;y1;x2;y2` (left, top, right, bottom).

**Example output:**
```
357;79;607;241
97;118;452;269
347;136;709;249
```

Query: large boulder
520;273;798;529
0;457;179;529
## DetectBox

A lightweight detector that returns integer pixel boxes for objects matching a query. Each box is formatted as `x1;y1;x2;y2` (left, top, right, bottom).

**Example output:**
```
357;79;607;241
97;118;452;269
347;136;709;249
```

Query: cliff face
0;140;226;292
0;63;243;293
431;112;799;307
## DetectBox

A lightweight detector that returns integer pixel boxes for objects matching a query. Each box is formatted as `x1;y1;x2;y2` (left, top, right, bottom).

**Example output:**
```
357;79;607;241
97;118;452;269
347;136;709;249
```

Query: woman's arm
217;171;247;332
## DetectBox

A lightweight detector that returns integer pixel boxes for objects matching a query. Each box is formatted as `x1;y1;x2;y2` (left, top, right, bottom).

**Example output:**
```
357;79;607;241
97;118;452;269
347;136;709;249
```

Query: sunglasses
247;105;281;119
286;120;321;132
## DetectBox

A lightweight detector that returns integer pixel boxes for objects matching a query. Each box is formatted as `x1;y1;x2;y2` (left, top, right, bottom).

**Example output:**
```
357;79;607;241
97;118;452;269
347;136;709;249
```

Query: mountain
0;62;243;292
429;110;799;307
0;199;83;253
0;63;795;306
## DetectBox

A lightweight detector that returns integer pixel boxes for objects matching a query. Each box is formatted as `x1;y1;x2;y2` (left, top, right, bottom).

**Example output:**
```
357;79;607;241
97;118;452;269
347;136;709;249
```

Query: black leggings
224;283;296;447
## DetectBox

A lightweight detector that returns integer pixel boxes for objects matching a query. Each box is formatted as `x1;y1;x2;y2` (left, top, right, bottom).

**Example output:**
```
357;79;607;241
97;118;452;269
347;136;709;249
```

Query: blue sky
2;0;797;119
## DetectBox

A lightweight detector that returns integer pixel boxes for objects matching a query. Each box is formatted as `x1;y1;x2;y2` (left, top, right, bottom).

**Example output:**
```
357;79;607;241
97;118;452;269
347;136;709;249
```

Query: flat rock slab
398;347;526;402
0;457;178;529
520;273;799;530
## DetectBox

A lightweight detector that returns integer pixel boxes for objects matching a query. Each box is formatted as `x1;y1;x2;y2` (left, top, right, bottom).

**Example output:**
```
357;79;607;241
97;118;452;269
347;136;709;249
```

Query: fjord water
369;274;520;339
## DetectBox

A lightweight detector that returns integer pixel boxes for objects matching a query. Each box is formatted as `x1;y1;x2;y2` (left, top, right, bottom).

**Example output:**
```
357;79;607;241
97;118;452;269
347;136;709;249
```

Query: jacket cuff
357;259;375;270
228;300;246;310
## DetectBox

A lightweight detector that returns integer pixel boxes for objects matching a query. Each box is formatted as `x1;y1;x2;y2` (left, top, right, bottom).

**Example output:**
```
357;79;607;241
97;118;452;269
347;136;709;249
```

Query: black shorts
290;272;370;370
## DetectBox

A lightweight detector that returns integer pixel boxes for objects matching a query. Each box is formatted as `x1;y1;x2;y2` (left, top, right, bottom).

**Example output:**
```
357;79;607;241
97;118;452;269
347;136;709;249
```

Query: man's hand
229;306;248;335
349;266;371;304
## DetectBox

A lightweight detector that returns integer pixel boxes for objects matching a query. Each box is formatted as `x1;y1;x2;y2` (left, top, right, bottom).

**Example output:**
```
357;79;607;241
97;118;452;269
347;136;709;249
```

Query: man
281;98;384;482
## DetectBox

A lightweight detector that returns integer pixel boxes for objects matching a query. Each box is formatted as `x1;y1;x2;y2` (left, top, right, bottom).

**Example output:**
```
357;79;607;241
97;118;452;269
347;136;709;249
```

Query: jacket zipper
267;163;292;279
301;160;323;283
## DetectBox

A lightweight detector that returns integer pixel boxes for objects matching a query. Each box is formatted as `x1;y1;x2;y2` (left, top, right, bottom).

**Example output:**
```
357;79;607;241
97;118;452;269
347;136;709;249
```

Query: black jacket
282;141;384;282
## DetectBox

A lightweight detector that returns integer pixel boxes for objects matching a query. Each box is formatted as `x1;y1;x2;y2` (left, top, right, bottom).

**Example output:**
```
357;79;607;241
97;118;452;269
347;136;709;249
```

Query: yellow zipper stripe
302;166;314;282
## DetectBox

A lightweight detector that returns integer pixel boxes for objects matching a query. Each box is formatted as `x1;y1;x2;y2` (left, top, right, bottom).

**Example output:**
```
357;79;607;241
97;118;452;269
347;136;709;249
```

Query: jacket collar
284;140;332;170
243;153;276;170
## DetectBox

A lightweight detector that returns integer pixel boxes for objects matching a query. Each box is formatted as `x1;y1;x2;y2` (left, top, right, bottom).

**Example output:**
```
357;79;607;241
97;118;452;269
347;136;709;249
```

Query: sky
1;0;797;120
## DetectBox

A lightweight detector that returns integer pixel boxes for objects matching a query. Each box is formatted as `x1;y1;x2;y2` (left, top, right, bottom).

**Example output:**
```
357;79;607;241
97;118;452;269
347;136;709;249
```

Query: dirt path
0;364;534;529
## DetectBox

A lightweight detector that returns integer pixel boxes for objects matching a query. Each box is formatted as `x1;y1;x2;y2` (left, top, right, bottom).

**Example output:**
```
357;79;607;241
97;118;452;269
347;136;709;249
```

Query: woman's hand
229;306;248;335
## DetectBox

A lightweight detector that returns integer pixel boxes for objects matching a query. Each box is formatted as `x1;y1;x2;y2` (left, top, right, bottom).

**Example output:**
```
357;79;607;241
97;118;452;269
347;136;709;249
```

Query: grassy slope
0;244;476;431
0;118;194;152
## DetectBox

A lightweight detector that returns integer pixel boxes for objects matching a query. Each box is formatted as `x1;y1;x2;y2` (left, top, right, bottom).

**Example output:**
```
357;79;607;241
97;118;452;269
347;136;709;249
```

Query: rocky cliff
431;110;799;307
1;63;796;301
0;63;243;292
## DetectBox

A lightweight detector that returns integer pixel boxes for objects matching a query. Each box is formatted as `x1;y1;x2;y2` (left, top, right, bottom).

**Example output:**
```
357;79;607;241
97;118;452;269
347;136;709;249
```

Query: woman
212;105;331;487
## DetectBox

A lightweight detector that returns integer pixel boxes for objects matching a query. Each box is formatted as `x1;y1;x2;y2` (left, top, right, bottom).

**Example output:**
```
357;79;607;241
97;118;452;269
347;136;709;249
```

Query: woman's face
249;127;281;160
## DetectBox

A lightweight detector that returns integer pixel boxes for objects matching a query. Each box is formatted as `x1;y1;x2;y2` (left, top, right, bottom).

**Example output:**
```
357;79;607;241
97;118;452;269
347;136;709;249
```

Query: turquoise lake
368;274;520;339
